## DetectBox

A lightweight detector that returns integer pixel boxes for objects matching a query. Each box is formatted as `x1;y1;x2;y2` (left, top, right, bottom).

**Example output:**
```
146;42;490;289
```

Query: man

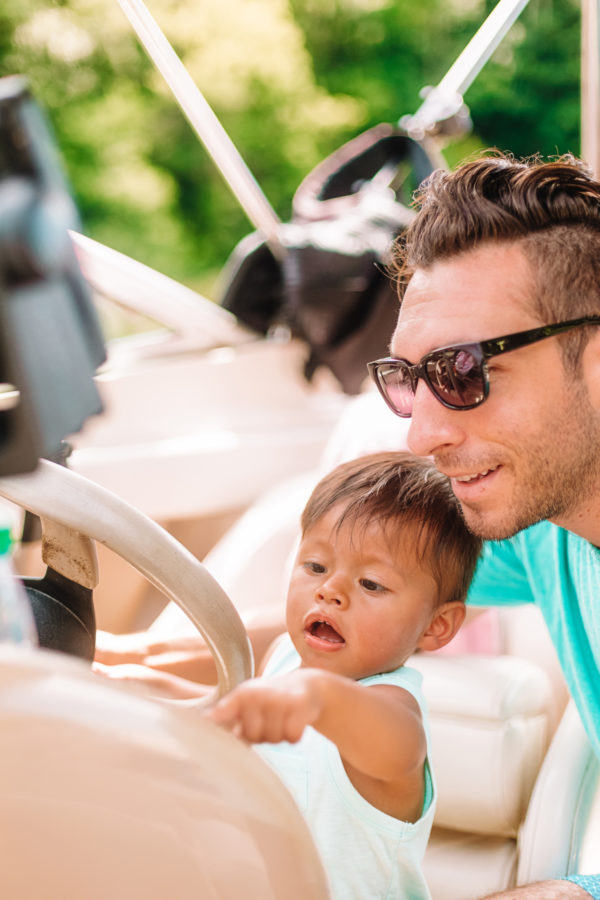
368;151;600;899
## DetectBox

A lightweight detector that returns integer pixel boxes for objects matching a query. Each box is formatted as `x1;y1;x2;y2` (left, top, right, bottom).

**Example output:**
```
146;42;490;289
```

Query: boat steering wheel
0;459;253;697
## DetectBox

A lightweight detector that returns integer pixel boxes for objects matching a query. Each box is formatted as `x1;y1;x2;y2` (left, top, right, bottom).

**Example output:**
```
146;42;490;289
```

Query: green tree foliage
289;0;581;159
0;0;582;291
465;0;581;159
1;0;365;286
288;0;479;137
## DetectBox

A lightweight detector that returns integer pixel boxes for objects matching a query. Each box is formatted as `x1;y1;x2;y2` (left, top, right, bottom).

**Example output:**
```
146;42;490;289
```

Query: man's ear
582;330;600;412
416;602;466;652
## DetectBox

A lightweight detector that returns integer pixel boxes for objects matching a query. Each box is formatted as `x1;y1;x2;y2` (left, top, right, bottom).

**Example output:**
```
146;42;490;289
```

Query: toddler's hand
93;660;165;693
93;661;209;700
205;670;323;744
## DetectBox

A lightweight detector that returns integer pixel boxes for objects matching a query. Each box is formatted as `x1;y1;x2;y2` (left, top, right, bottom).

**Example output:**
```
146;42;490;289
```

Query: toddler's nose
317;575;349;608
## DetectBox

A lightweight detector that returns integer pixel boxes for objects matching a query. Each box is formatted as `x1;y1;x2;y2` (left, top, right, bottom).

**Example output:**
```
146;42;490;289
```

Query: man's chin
459;504;525;541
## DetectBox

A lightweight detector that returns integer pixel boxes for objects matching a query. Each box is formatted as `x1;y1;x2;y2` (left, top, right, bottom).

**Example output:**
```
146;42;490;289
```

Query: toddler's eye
360;578;386;593
304;561;325;575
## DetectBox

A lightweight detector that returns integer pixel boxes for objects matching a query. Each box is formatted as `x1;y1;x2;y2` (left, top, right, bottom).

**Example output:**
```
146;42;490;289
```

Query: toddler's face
286;505;439;680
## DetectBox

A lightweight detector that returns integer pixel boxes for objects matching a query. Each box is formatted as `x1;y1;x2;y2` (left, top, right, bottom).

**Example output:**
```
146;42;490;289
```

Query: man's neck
551;502;600;546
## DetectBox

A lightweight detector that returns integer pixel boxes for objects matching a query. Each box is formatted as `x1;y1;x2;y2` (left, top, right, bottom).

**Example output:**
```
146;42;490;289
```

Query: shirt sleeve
564;874;600;899
467;530;538;607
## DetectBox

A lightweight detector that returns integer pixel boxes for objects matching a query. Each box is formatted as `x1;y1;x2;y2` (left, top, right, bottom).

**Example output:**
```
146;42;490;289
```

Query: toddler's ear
416;602;466;652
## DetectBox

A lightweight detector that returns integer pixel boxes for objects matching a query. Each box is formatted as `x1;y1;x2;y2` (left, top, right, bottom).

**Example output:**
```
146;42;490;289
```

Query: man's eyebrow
388;337;415;358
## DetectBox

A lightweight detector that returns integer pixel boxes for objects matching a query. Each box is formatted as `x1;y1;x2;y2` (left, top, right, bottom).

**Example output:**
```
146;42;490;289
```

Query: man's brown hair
301;451;482;607
392;152;600;368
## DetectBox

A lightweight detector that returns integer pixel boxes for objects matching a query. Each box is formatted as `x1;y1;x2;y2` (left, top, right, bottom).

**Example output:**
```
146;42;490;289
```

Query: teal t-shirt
467;520;600;758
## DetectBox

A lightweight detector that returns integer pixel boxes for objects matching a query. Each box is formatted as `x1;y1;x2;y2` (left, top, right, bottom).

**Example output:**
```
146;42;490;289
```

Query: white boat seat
412;652;554;899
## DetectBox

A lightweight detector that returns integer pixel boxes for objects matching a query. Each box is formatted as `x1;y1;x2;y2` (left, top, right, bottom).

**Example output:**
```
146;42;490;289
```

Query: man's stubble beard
448;381;600;542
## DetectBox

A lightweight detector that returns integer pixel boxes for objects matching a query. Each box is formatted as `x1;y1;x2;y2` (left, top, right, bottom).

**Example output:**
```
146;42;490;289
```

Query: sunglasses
368;316;600;418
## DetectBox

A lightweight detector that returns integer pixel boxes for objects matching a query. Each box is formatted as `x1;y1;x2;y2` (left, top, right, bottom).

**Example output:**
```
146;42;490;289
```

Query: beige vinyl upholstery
420;648;600;898
518;700;600;884
414;654;553;836
414;650;557;899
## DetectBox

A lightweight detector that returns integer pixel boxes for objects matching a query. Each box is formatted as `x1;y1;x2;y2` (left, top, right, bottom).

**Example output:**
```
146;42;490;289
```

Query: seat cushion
410;653;553;836
423;827;517;900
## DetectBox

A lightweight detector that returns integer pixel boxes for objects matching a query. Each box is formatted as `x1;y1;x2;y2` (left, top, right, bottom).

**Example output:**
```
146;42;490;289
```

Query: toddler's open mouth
307;620;345;644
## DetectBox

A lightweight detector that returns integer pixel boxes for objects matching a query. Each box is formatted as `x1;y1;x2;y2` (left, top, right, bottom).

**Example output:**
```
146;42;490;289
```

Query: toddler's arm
95;607;286;684
93;661;213;699
205;668;426;819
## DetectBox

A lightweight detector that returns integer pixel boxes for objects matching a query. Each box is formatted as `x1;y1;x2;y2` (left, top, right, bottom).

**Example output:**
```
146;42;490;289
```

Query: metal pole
403;0;531;136
115;0;285;258
581;0;600;176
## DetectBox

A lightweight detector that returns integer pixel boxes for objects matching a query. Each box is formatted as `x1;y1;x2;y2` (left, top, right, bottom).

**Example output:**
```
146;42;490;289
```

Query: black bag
219;123;438;394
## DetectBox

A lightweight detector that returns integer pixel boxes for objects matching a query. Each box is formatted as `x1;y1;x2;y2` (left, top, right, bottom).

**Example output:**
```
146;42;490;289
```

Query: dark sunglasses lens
376;363;415;416
425;348;485;409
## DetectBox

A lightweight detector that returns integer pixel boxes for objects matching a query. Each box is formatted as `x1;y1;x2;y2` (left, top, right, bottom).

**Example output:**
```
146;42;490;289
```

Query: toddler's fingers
204;694;239;728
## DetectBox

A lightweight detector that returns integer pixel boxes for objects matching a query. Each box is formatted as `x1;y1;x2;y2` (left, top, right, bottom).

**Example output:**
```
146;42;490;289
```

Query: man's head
395;152;600;371
287;451;481;678
377;153;600;541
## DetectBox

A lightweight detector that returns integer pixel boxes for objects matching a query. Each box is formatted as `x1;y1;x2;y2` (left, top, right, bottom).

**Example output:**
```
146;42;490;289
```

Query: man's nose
406;379;466;458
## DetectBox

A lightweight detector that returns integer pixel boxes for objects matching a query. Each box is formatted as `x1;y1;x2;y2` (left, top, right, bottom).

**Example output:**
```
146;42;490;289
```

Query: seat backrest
411;647;559;899
517;699;600;884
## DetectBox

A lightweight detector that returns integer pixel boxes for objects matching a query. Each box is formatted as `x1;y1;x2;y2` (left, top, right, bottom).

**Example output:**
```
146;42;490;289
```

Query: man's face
390;242;600;540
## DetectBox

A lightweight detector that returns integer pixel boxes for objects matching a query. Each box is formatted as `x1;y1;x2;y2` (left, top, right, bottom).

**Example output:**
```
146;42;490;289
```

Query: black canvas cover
219;124;438;394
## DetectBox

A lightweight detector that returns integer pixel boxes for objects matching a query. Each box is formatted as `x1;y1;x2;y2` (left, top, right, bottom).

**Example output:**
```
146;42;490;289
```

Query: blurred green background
0;0;581;296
